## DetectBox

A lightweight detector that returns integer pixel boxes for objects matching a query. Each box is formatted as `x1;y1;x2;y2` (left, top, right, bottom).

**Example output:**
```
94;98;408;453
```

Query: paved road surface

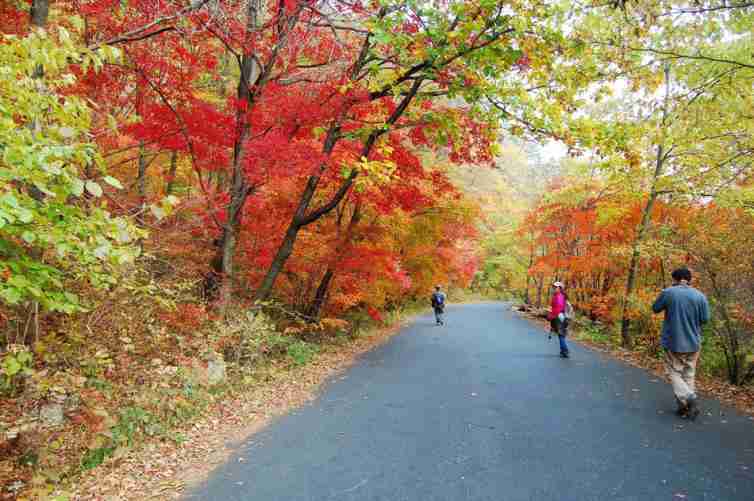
187;302;754;500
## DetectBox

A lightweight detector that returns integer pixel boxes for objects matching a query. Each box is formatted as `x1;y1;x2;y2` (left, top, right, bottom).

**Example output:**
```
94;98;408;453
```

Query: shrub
287;341;318;366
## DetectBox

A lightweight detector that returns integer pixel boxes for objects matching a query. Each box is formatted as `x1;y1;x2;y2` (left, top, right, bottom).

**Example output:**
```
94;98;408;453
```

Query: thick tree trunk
30;0;49;27
212;0;307;310
216;165;251;309
620;64;671;349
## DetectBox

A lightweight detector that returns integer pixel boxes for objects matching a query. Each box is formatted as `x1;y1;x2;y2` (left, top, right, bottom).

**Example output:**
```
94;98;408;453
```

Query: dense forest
1;0;752;497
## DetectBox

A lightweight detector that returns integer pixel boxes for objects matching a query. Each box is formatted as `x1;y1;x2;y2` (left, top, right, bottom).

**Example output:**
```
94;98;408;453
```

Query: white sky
540;140;568;162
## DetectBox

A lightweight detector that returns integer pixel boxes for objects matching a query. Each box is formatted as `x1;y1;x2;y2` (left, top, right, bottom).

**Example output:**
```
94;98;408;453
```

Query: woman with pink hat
547;281;570;358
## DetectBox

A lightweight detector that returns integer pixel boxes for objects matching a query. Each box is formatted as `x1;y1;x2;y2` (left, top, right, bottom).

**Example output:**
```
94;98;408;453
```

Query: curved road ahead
188;303;754;501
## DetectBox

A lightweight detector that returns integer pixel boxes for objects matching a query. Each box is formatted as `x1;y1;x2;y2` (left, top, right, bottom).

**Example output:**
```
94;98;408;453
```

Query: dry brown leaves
68;320;407;500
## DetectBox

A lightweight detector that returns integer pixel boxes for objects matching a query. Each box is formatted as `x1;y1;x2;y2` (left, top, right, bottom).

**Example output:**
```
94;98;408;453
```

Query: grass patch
571;320;619;348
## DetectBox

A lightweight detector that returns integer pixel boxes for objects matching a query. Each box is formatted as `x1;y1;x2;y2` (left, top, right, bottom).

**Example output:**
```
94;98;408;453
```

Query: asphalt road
187;302;754;501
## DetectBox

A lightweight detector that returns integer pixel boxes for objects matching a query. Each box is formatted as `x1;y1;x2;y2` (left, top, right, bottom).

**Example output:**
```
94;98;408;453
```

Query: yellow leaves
366;68;399;93
338;80;354;94
643;71;665;93
0;30;141;312
352;156;398;189
69;15;86;33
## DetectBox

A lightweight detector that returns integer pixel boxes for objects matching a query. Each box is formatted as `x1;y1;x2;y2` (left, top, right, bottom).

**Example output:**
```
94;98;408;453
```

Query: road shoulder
512;304;754;418
70;316;415;500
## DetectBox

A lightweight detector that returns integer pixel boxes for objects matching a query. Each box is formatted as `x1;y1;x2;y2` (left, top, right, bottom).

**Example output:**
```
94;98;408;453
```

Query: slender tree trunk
620;142;667;348
307;269;334;320
214;0;261;312
524;236;534;305
30;0;49;76
620;64;671;349
136;141;148;225
28;0;48;129
255;175;325;302
165;150;178;195
705;265;743;384
256;78;424;301
25;0;49;344
306;202;363;319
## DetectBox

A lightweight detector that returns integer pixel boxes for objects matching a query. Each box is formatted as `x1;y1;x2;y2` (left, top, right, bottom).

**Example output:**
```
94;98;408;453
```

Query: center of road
188;303;754;501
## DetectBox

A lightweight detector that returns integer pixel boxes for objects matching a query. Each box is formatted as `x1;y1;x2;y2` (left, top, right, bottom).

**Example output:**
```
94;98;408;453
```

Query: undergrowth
0;257;410;499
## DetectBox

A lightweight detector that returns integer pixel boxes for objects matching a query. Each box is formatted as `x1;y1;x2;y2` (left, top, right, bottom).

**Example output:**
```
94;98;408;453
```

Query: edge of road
510;302;754;420
72;308;430;500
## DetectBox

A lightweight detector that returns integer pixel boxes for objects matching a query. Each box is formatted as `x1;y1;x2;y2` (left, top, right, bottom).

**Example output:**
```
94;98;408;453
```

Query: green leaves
0;30;140;314
1;349;34;395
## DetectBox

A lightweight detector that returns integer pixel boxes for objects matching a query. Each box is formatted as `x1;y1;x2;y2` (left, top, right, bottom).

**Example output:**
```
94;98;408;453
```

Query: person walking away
652;267;710;420
431;286;446;326
548;282;570;358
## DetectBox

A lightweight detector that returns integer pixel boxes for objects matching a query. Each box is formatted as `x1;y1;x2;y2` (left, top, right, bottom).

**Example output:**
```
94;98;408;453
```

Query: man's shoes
675;398;689;418
560;352;569;358
686;395;700;421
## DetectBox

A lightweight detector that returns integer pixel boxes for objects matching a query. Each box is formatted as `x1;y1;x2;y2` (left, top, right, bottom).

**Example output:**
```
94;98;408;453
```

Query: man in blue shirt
652;268;711;420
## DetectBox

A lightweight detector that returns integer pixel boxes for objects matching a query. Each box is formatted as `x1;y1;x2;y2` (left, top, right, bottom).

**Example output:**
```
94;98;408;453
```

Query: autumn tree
253;0;609;302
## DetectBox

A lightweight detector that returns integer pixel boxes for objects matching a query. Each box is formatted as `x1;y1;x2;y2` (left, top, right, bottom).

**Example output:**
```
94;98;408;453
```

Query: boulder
187;351;226;386
39;403;65;427
206;353;226;386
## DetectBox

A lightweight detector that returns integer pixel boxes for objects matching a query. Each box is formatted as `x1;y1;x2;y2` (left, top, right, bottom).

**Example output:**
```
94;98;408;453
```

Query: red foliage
367;306;383;323
6;0;493;318
159;304;210;335
0;0;28;34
